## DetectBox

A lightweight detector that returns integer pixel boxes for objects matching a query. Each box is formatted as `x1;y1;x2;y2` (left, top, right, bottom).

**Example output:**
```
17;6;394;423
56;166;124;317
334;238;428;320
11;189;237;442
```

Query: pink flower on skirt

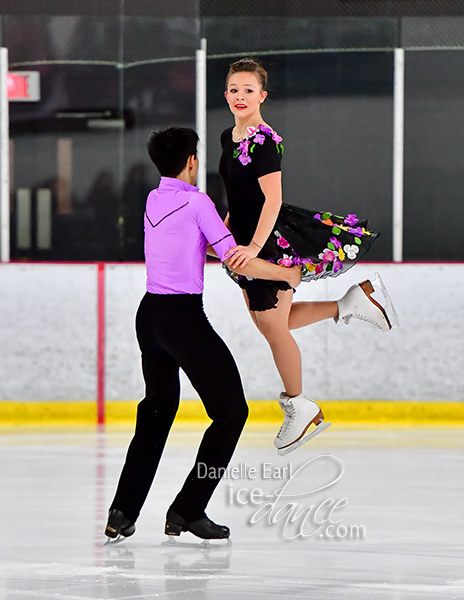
277;236;290;249
278;255;293;267
319;249;337;263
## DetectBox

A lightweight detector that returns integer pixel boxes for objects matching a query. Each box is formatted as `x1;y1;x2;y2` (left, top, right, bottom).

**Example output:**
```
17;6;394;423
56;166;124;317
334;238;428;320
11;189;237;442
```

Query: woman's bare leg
243;289;302;397
288;300;338;330
241;290;258;328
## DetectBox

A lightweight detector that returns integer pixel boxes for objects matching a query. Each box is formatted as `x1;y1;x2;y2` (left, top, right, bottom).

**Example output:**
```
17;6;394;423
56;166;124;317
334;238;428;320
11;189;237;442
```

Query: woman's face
225;71;267;119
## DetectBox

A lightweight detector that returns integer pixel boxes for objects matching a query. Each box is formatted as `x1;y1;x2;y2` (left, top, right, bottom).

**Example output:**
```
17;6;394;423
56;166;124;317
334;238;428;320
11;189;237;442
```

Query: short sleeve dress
219;124;379;312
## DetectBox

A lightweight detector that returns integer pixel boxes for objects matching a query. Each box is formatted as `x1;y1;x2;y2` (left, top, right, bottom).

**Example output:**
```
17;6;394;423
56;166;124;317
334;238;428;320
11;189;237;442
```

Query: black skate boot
165;508;230;540
105;509;135;540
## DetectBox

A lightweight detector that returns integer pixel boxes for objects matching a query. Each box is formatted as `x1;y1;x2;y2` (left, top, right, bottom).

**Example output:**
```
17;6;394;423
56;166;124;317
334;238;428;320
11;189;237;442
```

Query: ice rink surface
0;424;463;600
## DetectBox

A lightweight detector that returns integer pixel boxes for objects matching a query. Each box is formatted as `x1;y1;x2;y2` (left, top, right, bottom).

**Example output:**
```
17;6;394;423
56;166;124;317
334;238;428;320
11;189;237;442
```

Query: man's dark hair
147;127;198;177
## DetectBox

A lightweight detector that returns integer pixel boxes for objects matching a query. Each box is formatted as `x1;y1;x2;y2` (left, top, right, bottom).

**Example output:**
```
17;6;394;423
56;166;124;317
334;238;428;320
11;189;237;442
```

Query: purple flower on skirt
344;214;359;226
277;236;290;249
254;133;265;145
333;258;343;273
348;226;364;237
313;213;322;221
329;236;342;249
238;153;252;165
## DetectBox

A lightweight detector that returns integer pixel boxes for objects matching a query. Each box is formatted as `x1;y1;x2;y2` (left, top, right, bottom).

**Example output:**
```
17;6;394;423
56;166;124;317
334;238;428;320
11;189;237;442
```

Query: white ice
0;425;463;600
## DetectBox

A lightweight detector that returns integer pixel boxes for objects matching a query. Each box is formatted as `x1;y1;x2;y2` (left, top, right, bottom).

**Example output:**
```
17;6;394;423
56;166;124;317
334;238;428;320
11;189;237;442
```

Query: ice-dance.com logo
198;455;366;541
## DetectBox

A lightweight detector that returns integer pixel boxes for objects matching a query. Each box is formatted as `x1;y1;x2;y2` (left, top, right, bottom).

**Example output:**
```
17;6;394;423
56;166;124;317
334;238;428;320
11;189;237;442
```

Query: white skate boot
336;272;398;331
274;393;331;456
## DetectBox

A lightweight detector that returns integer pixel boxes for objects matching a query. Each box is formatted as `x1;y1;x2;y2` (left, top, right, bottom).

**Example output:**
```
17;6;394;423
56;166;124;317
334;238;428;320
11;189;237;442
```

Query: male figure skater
105;127;301;542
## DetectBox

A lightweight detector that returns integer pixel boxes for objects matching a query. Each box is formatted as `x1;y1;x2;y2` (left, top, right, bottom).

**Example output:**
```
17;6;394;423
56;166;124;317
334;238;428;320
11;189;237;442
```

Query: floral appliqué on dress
233;124;284;165
273;211;373;279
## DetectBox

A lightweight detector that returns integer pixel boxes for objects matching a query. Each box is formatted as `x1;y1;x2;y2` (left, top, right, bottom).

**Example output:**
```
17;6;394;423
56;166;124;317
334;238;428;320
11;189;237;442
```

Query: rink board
1;262;464;421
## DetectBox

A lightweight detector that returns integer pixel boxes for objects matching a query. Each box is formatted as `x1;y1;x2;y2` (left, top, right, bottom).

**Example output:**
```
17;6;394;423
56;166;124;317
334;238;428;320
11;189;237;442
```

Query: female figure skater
220;58;397;455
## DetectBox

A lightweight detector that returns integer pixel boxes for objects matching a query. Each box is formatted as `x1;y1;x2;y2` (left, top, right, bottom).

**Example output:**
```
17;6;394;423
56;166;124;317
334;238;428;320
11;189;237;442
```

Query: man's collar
158;177;198;192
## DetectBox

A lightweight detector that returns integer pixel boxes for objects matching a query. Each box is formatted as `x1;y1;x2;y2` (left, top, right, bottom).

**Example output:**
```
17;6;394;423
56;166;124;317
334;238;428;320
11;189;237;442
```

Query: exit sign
7;71;40;101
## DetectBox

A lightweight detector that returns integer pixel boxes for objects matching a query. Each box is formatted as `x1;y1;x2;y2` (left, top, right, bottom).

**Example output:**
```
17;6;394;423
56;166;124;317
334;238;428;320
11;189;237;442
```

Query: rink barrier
2;262;464;410
0;400;463;425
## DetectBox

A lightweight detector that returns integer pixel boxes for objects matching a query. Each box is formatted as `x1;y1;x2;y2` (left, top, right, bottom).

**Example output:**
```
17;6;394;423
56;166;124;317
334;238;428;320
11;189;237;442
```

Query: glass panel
5;14;198;261
123;16;199;62
9;63;122;261
122;16;197;260
6;15;121;63
205;16;398;56
6;10;464;263
207;51;393;262
403;49;464;261
403;16;464;48
122;61;196;260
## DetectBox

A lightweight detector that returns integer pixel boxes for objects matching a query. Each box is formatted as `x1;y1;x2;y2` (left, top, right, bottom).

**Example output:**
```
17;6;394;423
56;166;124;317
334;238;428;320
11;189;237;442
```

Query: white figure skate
274;393;331;456
336;272;398;331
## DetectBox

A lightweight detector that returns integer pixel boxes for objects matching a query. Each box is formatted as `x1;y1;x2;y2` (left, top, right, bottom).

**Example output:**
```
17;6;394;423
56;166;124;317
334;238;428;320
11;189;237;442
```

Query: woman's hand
225;244;259;269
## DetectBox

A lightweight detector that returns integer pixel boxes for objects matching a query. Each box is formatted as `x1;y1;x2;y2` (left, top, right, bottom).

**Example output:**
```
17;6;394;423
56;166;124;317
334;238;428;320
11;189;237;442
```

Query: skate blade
104;534;125;546
277;421;332;456
372;272;399;329
161;536;232;549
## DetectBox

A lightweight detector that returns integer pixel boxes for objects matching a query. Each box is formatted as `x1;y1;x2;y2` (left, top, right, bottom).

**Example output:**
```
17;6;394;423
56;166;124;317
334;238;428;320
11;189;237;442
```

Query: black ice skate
163;509;231;547
104;509;135;544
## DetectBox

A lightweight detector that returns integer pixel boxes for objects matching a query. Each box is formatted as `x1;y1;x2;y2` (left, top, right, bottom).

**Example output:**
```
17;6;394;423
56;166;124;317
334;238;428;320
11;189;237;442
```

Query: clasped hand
225;244;258;269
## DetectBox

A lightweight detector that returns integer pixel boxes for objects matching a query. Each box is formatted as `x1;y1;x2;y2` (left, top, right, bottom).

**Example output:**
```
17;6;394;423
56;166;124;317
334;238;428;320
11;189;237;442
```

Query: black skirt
224;203;379;312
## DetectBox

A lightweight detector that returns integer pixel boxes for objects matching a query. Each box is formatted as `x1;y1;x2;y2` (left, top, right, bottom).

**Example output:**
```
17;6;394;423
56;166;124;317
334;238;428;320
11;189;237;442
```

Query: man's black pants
110;292;249;523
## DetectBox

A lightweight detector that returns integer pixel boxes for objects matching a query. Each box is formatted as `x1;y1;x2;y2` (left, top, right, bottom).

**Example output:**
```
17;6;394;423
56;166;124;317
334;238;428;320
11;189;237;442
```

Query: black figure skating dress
219;125;379;312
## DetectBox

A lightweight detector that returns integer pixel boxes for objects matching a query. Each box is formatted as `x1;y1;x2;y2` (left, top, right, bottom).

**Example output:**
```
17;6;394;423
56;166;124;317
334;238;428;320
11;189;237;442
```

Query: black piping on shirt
211;233;233;247
145;202;189;228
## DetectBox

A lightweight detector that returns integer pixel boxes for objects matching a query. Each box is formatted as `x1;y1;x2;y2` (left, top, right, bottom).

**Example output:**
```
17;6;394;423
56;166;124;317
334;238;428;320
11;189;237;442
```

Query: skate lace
276;400;296;440
342;313;383;330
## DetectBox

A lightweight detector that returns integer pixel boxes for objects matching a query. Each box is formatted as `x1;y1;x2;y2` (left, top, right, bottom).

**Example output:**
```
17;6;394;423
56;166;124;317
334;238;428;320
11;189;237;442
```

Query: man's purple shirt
144;177;236;294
